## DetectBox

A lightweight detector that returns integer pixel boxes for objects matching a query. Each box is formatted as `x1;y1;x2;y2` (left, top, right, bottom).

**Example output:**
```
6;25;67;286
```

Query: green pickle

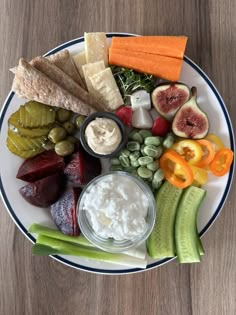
7;130;46;158
20;101;56;127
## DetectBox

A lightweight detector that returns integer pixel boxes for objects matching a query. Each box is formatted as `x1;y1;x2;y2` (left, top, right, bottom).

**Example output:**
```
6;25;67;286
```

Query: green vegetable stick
35;235;147;268
29;223;92;247
29;223;147;259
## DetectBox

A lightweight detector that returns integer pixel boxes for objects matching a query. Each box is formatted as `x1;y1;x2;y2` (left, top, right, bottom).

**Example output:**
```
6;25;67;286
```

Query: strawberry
116;106;132;126
152;116;171;137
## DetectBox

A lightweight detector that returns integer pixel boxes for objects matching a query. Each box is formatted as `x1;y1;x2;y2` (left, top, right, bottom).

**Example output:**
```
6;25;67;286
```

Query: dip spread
85;117;121;155
82;174;149;241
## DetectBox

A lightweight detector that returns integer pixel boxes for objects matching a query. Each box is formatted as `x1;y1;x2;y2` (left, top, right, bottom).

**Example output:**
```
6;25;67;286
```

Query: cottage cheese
82;174;149;241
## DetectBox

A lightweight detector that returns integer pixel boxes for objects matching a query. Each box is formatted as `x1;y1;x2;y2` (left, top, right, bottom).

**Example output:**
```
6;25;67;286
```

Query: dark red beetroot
19;173;65;207
50;187;82;236
64;147;101;185
16;150;65;182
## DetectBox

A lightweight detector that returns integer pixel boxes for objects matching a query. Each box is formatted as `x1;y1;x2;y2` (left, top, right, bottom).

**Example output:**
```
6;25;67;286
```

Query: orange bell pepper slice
195;139;216;168
160;150;194;188
210;148;234;176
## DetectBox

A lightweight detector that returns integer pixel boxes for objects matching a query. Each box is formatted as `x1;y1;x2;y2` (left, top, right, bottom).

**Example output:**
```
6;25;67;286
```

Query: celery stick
29;223;91;247
29;223;147;259
124;242;147;259
32;244;61;255
35;235;147;269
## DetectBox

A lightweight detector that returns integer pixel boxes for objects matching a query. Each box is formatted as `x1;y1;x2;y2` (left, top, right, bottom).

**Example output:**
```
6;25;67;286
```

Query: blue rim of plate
0;33;235;275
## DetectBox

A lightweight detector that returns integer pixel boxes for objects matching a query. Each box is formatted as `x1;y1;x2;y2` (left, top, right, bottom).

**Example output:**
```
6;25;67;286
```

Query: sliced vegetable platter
0;33;234;274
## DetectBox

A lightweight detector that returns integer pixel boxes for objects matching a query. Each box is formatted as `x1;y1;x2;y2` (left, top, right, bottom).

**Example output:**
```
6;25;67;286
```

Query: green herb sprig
111;66;156;103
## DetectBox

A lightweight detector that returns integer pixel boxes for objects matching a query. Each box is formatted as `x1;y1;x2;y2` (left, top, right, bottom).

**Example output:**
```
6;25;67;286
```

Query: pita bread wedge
47;49;86;89
12;58;96;116
30;56;104;111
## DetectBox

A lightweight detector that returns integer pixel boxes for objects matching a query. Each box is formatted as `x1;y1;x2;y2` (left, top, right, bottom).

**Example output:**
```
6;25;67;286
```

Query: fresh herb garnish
111;66;155;103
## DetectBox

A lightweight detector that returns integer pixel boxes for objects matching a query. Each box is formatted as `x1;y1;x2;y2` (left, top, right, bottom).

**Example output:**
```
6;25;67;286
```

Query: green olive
75;115;86;129
63;121;75;135
55;140;75;156
56;108;72;122
48;127;67;143
66;135;78;144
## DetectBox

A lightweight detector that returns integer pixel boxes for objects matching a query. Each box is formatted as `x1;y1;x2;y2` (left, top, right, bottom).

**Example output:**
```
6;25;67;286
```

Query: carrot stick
111;36;188;59
109;48;183;81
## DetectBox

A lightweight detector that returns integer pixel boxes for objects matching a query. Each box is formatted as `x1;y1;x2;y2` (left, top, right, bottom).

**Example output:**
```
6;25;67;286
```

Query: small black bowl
79;112;127;159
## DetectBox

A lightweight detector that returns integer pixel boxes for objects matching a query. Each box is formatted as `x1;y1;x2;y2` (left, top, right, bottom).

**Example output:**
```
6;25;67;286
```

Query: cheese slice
82;61;105;98
84;32;108;66
73;51;86;79
89;68;124;110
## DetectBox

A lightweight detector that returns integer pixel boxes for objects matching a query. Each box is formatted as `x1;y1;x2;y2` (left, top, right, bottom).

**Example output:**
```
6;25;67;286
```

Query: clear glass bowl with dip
79;112;127;158
77;172;156;253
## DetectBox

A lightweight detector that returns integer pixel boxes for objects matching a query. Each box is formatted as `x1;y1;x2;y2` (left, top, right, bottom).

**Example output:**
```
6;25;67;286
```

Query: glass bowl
77;172;157;253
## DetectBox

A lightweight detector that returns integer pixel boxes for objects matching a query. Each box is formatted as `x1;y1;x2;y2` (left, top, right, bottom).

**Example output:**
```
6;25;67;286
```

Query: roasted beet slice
64;148;101;185
50;187;82;236
19;173;65;207
16;150;64;182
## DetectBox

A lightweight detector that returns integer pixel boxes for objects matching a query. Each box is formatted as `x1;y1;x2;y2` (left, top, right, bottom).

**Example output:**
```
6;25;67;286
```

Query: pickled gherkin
19;101;56;127
7;130;46;158
8;111;50;138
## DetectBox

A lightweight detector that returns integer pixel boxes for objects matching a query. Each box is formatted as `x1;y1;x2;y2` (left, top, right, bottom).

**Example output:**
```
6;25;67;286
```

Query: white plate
0;33;235;275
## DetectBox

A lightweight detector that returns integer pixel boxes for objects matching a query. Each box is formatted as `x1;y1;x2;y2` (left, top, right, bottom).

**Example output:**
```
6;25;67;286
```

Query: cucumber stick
147;181;183;259
175;186;206;263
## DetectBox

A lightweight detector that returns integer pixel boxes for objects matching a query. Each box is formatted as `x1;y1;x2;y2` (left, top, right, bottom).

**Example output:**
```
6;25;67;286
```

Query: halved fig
16;150;65;182
152;83;190;120
172;87;209;139
64;147;101;185
19;173;65;207
50;187;82;236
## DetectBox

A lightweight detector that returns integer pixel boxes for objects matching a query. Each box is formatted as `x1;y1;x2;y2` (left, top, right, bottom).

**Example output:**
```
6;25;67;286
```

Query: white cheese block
84;32;108;66
130;90;151;111
82;61;106;99
73;51;86;79
89;68;124;111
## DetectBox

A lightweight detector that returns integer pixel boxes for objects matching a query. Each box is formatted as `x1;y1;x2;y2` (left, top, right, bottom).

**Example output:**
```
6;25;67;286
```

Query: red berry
116;106;132;126
152;116;171;137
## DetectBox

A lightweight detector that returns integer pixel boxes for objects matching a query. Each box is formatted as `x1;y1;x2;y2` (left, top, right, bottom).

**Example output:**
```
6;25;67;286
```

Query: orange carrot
111;36;188;59
109;47;183;81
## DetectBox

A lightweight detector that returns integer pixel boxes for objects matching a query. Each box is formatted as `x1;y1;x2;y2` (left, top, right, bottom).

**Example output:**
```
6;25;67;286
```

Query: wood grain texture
0;0;235;314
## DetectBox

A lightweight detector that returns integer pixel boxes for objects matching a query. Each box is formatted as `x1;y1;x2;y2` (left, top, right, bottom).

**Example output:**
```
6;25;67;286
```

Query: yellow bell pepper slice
171;139;203;165
205;133;224;151
174;164;208;187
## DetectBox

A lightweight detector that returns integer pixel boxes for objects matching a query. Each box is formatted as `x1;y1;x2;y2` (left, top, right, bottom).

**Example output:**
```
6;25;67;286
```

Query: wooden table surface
0;1;235;314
